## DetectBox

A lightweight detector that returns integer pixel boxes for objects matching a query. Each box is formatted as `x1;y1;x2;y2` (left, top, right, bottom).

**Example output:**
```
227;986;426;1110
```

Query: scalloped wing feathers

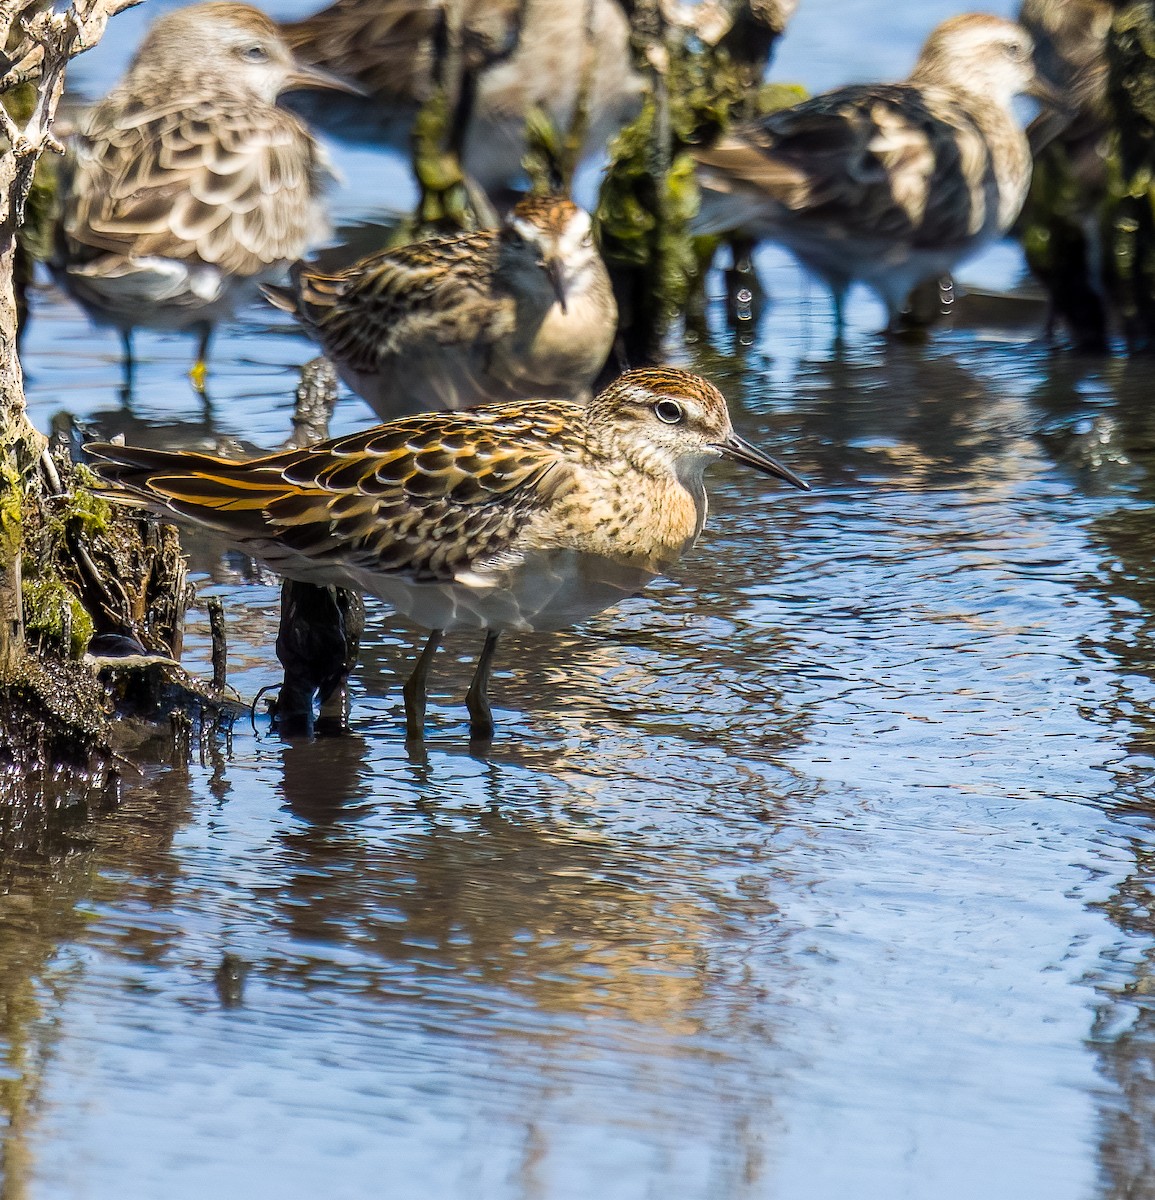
64;93;330;277
282;232;515;371
696;82;1000;247
88;403;581;584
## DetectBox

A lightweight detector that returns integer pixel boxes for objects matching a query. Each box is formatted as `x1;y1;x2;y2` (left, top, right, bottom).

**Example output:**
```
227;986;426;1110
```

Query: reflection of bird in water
1017;0;1113;351
272;771;722;1028
88;367;807;741
264;195;617;419
53;2;354;397
693;14;1054;332
282;0;645;198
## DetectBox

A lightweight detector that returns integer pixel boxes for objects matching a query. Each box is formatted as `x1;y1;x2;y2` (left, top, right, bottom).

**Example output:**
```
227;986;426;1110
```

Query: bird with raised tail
693;13;1059;331
54;2;358;395
264;195;618;420
88;367;808;741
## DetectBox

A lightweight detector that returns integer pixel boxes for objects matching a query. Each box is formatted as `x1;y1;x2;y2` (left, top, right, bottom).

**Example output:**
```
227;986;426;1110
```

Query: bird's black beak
1026;70;1068;113
714;433;810;491
284;62;366;97
544;256;568;313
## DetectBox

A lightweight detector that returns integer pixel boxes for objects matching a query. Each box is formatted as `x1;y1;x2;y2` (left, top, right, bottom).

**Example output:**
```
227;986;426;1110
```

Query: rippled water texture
7;1;1155;1197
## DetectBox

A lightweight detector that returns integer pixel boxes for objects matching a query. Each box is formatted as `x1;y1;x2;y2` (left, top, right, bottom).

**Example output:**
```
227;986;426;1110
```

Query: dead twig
0;0;142;97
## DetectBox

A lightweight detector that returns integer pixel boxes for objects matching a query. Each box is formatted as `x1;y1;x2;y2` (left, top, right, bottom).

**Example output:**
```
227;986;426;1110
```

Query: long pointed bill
714;434;810;491
1026;71;1068;114
284;62;366;97
544;257;569;313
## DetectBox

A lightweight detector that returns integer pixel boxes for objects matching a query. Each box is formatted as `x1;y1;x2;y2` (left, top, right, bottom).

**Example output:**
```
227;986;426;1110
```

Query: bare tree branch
0;0;140;672
0;0;140;97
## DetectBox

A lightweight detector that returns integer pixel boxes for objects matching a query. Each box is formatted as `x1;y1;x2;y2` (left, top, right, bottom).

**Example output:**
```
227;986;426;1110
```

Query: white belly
255;544;660;634
58;257;260;332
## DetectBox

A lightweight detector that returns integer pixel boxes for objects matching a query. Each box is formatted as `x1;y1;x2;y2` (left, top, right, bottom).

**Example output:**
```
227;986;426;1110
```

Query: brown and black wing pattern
64;92;327;276
268;231;514;372
283;0;522;109
88;402;580;584
696;83;988;248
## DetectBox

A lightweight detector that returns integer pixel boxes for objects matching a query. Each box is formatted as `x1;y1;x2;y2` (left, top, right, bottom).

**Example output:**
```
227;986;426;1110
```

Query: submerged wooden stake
273;358;366;736
207;596;227;692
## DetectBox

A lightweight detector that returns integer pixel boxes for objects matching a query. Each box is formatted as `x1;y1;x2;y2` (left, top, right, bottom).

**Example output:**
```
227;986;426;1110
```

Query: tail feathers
692;138;805;237
694;137;806;200
86;442;295;536
88;442;259;488
260;261;345;329
261;280;299;315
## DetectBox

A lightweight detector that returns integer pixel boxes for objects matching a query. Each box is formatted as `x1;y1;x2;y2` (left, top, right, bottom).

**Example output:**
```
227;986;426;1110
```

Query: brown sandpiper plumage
693;13;1056;330
54;1;358;394
263;195;618;420
87;366;808;740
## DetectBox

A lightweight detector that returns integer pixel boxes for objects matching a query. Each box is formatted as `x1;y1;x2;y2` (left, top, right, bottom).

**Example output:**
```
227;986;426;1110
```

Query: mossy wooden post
596;0;697;366
1;1;142;668
1107;2;1155;351
0;0;194;799
408;0;499;234
0;100;43;678
597;2;802;363
715;0;796;114
1016;0;1112;351
1021;143;1111;351
617;0;673;365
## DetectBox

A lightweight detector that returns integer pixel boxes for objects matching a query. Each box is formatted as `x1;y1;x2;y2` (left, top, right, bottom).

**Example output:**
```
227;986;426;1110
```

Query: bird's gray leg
191;322;213;398
403;629;443;741
828;285;849;356
882;291;906;336
120;328;135;404
465;631;500;741
829;282;849;347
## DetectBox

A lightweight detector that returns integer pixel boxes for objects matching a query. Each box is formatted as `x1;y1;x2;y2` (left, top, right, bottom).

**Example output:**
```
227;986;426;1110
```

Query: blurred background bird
282;0;645;201
53;1;359;398
693;13;1058;334
264;195;617;418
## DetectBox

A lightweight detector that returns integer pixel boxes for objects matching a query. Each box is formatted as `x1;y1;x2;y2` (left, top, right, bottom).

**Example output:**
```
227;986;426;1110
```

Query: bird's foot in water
189;358;209;395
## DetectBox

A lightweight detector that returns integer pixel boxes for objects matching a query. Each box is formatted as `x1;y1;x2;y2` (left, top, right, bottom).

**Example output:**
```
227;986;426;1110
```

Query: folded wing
88;404;576;583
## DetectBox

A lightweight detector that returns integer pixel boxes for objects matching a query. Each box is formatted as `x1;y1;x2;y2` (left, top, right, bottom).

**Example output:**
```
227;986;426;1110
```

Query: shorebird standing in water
54;2;356;397
88;367;808;741
693;14;1059;332
264;196;618;419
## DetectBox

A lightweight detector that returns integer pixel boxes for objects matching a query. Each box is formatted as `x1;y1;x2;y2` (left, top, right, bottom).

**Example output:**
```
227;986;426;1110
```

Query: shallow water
8;2;1155;1197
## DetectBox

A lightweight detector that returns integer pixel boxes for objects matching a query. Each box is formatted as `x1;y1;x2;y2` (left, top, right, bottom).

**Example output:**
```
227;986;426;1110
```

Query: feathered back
87;402;578;582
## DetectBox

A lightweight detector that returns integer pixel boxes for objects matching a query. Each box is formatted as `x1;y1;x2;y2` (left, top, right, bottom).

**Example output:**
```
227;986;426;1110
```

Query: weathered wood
597;2;801;365
284;356;340;450
1;0;140;673
1017;0;1112;351
0;0;229;813
273;357;366;736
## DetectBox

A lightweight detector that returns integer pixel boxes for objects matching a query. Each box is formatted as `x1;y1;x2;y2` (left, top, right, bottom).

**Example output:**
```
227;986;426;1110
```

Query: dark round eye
654;399;683;424
240;44;269;63
1004;40;1027;62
